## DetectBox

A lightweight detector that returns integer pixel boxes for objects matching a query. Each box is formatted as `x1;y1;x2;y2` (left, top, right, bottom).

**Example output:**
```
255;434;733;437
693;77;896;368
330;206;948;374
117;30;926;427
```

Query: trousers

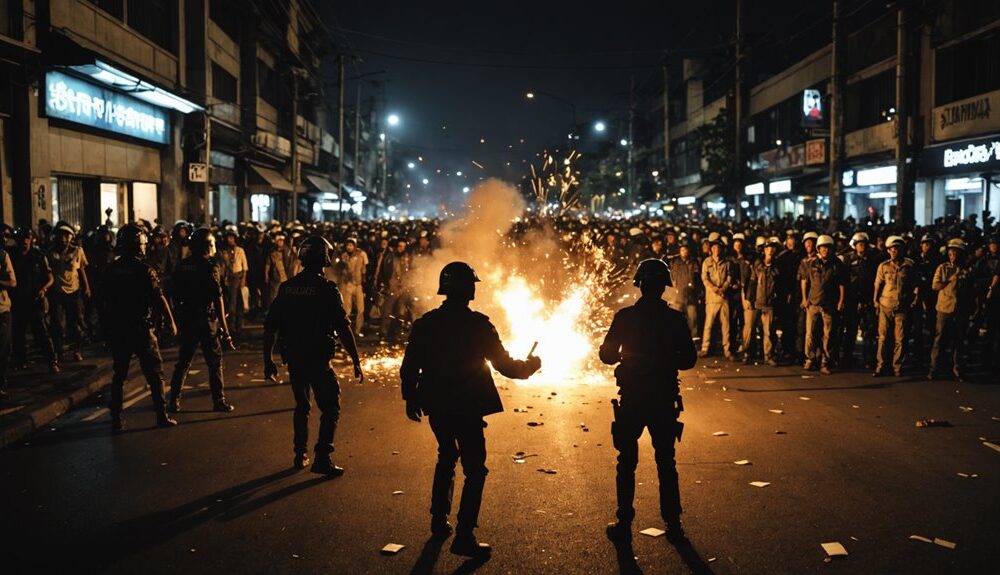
930;311;966;376
876;306;909;374
287;362;341;457
701;300;731;355
340;283;365;334
49;290;84;354
611;396;682;524
109;330;168;418
428;414;488;534
11;296;55;365
805;305;837;366
169;323;226;403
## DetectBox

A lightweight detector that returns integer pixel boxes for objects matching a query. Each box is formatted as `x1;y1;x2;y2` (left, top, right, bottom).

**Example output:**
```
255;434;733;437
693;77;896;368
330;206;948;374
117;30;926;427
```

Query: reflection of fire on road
363;179;617;387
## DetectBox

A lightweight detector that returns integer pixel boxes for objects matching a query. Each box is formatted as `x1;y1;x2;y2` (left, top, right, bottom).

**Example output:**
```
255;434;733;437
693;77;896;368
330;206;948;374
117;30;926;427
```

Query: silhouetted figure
97;224;178;432
168;228;235;413
400;261;541;559
601;258;697;542
263;236;363;476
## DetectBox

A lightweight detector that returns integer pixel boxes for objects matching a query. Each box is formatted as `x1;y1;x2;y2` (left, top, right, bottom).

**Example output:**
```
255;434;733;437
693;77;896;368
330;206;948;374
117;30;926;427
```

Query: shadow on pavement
671;535;715;575
410;536;446;575
452;555;490;574
610;538;643;574
58;467;323;570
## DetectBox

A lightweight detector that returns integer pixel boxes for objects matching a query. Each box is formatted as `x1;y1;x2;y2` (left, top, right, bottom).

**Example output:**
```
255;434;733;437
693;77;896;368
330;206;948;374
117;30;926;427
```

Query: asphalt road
1;343;999;574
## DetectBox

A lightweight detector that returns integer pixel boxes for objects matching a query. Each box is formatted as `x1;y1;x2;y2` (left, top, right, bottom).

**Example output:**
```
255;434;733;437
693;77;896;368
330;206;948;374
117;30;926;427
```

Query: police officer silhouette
601;258;697;542
264;236;363;475
167;228;235;413
97;224;178;432
400;261;541;558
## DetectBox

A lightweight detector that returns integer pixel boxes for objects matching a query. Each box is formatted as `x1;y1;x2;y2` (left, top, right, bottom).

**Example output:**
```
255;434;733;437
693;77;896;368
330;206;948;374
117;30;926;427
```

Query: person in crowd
9;228;58;373
873;236;918;377
700;233;734;360
801;235;847;374
46;222;90;363
929;238;972;382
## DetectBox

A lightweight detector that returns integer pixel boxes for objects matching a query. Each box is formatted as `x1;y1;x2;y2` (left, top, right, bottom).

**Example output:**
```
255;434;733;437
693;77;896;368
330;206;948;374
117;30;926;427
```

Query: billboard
802;89;823;127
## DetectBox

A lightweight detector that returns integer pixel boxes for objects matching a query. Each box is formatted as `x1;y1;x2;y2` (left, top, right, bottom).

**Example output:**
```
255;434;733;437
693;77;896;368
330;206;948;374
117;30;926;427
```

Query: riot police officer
400;261;541;558
97;224;177;432
601;259;697;543
263;236;363;475
167;228;235;413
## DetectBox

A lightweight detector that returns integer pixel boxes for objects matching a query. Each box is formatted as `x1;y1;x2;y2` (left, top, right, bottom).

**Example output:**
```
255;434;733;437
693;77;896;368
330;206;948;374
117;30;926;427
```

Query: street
1;343;998;574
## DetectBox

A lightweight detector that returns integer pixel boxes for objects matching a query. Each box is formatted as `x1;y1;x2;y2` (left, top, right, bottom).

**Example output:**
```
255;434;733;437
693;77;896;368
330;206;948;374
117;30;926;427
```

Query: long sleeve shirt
932;261;970;314
874;257;917;311
701;257;731;304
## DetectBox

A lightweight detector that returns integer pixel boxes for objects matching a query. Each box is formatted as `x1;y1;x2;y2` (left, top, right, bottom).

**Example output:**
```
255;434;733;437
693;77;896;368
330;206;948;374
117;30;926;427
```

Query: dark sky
316;0;834;209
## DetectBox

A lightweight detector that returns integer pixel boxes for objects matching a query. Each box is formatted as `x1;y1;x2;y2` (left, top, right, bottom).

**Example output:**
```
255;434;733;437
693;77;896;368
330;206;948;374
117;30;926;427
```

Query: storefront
918;134;1000;224
840;164;899;222
42;65;198;229
247;163;293;222
747;139;828;218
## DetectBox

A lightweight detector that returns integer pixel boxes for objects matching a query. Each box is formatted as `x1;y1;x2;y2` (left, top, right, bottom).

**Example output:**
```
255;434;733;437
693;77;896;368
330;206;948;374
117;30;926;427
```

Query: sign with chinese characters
922;135;1000;176
805;139;826;165
932;88;1000;142
188;162;208;183
45;70;170;145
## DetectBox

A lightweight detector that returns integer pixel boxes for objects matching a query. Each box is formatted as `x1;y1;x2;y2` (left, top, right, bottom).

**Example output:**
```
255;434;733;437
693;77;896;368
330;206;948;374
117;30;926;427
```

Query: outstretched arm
485;324;540;379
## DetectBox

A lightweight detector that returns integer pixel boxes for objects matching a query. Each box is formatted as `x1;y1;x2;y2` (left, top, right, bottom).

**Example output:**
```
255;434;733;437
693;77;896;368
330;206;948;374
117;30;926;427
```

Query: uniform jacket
932;261;971;315
172;255;223;328
748;259;781;309
10;247;51;301
97;255;162;338
265;271;351;365
874;257;918;311
803;256;847;309
599;295;697;403
400;300;535;417
668;255;701;306
701;256;732;304
841;251;880;304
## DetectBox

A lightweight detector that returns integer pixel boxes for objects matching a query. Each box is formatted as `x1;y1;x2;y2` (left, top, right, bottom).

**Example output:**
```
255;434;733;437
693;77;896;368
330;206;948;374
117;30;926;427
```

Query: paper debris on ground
992;416;1000;422
527;421;544;427
705;380;717;384
712;431;729;436
639;527;665;537
381;543;405;555
915;419;952;427
801;375;815;379
909;535;933;544
933;538;957;549
250;378;267;382
959;406;974;412
956;472;979;478
734;460;751;466
769;409;784;414
723;398;733;402
821;542;848;557
392;490;404;495
799;396;811;401
749;481;771;488
708;557;717;563
982;441;1000;454
537;468;557;474
852;405;860;409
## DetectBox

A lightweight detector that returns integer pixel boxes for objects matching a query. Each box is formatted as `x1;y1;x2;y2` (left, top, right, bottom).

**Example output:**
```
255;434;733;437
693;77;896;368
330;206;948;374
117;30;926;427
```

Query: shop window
127;0;174;53
209;0;240;43
251;193;272;222
936;29;1000;106
212;63;238;104
54;177;85;230
133;182;158;223
100;182;118;226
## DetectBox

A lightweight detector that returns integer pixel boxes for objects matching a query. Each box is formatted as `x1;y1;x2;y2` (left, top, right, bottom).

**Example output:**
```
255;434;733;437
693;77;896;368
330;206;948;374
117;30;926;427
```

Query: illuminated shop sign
45;70;170;145
922;135;1000;175
802;89;823;127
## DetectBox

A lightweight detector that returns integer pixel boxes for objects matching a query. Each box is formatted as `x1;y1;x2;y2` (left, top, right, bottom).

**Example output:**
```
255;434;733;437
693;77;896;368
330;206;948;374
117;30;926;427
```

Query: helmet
54;221;76;237
13;227;34;243
850;232;869;245
707;232;722;245
816;234;835;248
116;224;149;257
633;258;672;288
988;234;999;245
885;235;905;248
755;236;766;248
732;232;746;242
189;228;217;257
766;236;782;247
628;227;642;237
803;231;819;242
920;233;935;244
946;238;966;251
437;261;480;297
297;235;334;268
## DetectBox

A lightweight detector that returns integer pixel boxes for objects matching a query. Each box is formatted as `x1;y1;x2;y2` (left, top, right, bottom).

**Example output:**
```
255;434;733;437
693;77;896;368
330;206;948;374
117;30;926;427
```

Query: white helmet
885;235;905;248
816;234;835;248
803;231;819;241
850;232;869;245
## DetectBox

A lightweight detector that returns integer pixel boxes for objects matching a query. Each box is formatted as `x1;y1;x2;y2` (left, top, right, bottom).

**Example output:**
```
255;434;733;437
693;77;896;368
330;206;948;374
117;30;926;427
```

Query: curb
0;363;115;450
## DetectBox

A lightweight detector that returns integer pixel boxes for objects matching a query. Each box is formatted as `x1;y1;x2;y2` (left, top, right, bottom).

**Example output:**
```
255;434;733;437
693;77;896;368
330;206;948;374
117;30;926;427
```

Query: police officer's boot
605;520;632;542
450;531;490;558
431;516;453;538
167;393;181;413
293;453;311;470
213;398;235;412
156;412;178;428
310;457;344;477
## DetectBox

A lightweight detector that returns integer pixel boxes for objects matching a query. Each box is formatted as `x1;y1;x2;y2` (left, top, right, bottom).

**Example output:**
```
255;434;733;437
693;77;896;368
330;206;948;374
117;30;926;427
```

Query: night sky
317;0;840;208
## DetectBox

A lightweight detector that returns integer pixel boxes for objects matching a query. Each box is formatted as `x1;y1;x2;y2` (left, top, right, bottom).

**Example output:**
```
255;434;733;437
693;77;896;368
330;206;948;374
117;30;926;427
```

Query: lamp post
525;90;577;139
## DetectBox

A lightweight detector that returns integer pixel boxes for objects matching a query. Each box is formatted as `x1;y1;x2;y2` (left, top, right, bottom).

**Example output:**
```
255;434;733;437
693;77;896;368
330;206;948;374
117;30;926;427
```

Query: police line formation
0;212;997;557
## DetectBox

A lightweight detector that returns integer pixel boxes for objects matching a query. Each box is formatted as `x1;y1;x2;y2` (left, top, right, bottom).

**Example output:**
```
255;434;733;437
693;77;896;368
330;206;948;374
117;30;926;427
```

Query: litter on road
934;538;957;549
537;468;558;474
959;406;974;412
799;396;811;400
381;544;405;555
734;460;751;466
769;409;784;414
749;481;771;488
983;441;1000;454
639;527;665;537
821;542;848;557
712;431;729;436
915;419;952;427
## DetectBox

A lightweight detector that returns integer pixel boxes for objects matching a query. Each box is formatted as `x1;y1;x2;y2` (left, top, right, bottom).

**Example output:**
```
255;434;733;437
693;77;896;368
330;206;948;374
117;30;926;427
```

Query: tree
694;107;738;191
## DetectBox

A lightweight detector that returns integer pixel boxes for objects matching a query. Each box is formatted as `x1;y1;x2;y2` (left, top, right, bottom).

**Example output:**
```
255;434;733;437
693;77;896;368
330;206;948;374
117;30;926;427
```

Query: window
1;0;24;39
212;63;238;103
209;0;240;43
127;0;173;53
258;59;280;107
935;29;1000;106
845;69;895;131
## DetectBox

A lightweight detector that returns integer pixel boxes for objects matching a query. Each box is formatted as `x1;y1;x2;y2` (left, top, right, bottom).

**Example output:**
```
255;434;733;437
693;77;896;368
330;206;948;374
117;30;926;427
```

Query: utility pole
289;69;301;221
336;55;346;220
894;1;912;224
354;83;361;189
662;60;670;182
734;0;744;222
203;110;211;224
627;75;635;205
828;0;845;226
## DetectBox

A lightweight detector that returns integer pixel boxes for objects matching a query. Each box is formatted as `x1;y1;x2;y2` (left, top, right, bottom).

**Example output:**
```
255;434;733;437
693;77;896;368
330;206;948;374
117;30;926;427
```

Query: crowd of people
0;210;997;398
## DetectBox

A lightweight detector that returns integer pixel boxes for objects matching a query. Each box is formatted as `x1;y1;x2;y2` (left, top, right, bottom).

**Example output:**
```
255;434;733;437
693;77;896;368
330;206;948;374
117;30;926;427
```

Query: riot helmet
438;261;480;298
116;224;149;257
633;258;672;288
297;235;334;268
189;227;217;257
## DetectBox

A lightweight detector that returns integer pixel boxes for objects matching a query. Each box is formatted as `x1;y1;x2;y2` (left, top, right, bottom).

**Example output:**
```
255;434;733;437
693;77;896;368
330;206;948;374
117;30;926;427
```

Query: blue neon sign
45;70;170;145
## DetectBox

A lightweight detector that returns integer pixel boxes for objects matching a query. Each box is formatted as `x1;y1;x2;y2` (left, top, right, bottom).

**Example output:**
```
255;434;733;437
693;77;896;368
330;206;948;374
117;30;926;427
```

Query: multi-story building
0;0;341;229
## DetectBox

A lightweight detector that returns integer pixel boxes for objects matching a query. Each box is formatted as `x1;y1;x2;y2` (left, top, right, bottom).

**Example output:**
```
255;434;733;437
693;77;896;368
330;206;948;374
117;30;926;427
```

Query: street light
526;91;535;99
594;121;606;133
407;162;415;169
387;113;400;126
422;178;429;185
620;138;629;146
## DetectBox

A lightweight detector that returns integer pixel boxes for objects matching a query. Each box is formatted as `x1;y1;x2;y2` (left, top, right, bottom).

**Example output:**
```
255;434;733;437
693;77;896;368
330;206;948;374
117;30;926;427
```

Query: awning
305;174;339;199
249;165;293;192
674;183;716;199
691;184;716;199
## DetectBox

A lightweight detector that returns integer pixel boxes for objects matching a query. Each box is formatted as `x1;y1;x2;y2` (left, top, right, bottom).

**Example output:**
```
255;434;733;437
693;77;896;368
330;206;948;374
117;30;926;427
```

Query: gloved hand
406;400;423;422
526;354;542;374
264;357;280;382
353;360;364;384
